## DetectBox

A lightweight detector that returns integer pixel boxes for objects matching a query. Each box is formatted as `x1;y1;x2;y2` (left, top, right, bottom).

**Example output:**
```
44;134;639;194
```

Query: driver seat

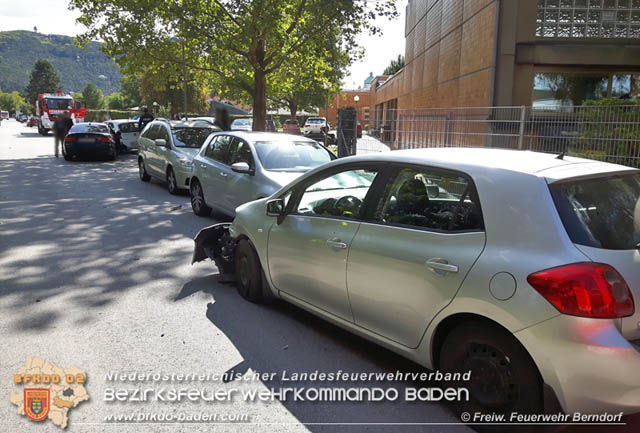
389;178;430;223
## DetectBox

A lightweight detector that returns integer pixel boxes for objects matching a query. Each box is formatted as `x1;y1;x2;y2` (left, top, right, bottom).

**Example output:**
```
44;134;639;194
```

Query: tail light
98;136;111;142
64;136;75;142
527;262;634;318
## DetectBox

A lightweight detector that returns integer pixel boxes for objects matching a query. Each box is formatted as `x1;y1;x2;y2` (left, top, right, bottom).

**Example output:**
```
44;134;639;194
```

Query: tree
72;0;397;130
23;59;61;104
270;48;347;119
383;54;404;76
107;92;126;110
120;74;142;108
540;73;608;106
82;82;105;109
139;67;208;115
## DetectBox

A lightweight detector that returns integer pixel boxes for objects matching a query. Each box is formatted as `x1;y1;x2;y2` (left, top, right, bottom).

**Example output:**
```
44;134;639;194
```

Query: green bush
84;109;137;122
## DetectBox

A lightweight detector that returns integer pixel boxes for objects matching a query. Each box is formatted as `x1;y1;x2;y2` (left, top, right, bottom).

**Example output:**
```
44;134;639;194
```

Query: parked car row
190;147;640;423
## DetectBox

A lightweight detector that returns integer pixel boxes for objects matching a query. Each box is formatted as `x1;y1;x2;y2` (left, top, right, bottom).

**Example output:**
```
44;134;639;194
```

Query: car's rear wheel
167;167;179;195
139;158;151;181
190;179;211;217
439;322;542;432
234;239;264;303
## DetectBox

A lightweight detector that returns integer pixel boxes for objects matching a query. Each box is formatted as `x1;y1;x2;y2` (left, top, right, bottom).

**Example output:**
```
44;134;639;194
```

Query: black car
63;123;118;161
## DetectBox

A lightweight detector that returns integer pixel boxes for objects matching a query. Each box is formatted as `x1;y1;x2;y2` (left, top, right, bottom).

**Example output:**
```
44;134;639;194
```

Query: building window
533;72;637;110
536;0;640;39
364;108;370;120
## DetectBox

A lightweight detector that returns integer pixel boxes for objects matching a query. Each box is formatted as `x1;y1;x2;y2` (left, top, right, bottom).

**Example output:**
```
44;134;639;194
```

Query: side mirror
231;162;252;174
426;185;440;198
266;198;285;217
155;138;167;147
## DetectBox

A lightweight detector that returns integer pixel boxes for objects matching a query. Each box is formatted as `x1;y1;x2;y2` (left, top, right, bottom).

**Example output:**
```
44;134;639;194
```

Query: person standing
53;112;73;158
138;106;154;131
214;108;231;131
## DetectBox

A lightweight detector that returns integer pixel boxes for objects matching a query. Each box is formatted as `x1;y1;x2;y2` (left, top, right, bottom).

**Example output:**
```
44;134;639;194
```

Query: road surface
0;119;468;432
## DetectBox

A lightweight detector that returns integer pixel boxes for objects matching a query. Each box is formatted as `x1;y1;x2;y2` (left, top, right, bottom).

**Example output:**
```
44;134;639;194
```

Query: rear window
118;122;139;133
306;118;325;124
550;173;640;250
172;127;217;148
70;124;109;134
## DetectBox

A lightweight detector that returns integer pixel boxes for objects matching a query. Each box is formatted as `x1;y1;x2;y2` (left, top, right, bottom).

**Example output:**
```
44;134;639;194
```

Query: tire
190;179;211;217
62;146;72;161
234;239;264;303
167;167;179;195
439;321;542;432
138;158;151;182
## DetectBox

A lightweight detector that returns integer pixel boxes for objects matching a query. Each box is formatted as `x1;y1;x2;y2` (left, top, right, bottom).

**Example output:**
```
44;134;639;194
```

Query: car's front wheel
234;239;264;303
190;179;211;217
439;321;542;432
139;158;151;181
167;167;179;195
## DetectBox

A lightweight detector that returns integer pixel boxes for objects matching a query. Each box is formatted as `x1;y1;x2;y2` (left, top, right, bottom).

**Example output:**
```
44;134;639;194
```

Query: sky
0;0;407;90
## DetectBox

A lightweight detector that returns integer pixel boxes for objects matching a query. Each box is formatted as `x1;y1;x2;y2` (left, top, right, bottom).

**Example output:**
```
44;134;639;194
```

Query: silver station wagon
189;132;334;217
193;148;640;420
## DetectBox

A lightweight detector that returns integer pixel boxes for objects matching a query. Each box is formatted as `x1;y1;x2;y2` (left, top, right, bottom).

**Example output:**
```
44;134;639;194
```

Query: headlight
179;158;192;168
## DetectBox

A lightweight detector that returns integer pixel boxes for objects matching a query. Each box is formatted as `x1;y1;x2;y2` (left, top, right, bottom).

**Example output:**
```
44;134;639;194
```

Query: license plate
78;138;95;144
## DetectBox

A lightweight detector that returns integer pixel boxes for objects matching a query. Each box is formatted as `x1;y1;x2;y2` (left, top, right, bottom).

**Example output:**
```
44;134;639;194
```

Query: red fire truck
35;93;86;135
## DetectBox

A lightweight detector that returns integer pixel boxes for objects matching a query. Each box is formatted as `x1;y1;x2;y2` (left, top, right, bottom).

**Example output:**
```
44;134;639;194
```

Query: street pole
182;39;187;118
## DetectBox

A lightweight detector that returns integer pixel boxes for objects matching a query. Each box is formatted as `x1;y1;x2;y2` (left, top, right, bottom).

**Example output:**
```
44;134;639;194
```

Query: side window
229;138;254;169
157;125;170;142
144;124;160;140
294;168;379;219
206;135;233;165
375;167;483;232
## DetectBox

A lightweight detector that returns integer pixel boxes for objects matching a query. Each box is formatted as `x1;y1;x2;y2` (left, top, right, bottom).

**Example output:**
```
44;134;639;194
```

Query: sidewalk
356;134;390;155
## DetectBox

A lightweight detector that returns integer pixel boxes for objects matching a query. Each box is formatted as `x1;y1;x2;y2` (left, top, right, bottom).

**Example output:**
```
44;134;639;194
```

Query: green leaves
71;0;397;128
23;59;61;104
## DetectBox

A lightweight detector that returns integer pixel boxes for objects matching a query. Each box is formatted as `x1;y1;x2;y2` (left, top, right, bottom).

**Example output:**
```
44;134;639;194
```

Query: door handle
219;172;228;177
426;258;459;274
326;238;348;249
200;164;207;170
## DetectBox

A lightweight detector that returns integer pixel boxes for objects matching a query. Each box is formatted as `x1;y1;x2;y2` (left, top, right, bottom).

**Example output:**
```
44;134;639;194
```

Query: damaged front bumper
192;223;236;274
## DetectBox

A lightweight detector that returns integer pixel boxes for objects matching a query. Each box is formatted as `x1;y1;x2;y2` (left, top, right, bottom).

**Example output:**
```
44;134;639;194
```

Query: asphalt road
0;119;469;433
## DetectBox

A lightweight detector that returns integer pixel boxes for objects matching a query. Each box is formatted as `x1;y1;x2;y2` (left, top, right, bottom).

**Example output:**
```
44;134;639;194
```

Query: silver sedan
194;148;640;420
189;132;335;217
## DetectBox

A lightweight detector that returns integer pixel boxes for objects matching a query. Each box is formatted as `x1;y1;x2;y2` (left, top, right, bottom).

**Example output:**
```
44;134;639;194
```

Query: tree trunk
289;101;297;120
252;68;267;131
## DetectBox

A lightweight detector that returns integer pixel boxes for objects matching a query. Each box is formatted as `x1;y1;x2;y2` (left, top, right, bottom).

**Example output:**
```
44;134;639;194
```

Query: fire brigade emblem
24;389;50;421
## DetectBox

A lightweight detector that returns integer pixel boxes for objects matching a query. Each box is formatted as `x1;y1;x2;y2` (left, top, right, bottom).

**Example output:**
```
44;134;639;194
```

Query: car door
223;137;259;211
139;124;159;175
268;165;384;321
346;165;486;348
120;122;139;148
197;135;234;211
153;124;173;175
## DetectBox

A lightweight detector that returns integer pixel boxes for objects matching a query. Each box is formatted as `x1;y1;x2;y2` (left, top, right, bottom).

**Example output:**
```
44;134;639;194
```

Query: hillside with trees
0;30;121;95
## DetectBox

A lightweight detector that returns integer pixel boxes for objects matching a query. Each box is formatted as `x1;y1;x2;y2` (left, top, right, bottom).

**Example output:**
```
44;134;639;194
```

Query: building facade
373;0;640;113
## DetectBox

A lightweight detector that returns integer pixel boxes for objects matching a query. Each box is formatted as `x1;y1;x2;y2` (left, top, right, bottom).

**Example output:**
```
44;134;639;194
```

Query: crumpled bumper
192;223;235;274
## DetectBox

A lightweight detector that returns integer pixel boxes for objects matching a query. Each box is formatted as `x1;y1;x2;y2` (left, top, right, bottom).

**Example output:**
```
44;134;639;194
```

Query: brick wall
375;0;497;110
320;90;372;128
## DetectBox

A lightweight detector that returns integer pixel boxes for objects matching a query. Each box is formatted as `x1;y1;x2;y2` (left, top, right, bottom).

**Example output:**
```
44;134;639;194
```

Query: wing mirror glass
231;162;252;174
266;198;285;217
155;138;167;147
426;185;440;198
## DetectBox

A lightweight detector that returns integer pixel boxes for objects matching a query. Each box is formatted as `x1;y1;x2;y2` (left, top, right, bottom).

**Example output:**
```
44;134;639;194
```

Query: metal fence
356;104;640;167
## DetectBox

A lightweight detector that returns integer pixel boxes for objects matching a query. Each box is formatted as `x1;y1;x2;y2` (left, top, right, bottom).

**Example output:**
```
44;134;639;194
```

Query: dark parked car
62;122;118;161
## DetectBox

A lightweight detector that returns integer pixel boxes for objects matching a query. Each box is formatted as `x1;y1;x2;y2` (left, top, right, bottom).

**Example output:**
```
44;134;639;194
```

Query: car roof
218;131;317;143
335;147;638;181
110;119;137;123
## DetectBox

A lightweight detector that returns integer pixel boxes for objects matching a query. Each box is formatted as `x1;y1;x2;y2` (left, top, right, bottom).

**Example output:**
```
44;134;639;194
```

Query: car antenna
556;151;565;160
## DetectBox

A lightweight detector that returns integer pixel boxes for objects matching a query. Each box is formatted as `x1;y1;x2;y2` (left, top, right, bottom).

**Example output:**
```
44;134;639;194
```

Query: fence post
517;105;526;150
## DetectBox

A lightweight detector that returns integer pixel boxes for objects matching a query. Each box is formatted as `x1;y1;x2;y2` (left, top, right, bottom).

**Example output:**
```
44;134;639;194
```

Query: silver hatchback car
189;132;334;217
194;148;640;420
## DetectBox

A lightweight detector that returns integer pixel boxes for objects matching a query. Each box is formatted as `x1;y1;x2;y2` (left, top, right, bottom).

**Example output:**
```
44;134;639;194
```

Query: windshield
45;98;73;110
550;173;640;250
172;127;216;148
70;124;109;134
254;140;332;171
